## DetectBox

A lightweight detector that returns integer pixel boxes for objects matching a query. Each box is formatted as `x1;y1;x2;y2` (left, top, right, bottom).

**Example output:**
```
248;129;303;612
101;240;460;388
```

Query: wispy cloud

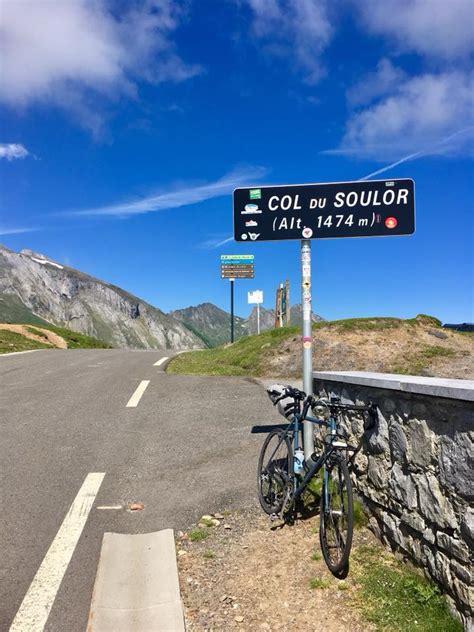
0;143;30;161
0;225;37;235
360;126;474;180
200;235;234;249
327;71;474;161
69;165;269;217
244;0;333;84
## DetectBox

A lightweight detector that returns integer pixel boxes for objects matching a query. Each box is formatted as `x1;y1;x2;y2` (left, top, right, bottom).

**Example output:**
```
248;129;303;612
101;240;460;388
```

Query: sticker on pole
233;178;415;242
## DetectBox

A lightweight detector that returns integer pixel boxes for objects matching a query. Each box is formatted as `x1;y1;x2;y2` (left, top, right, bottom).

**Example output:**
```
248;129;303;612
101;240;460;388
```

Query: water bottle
294;448;304;474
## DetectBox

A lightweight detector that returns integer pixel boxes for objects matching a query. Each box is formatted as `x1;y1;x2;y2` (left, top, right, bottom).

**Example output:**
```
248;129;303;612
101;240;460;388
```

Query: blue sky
1;0;473;323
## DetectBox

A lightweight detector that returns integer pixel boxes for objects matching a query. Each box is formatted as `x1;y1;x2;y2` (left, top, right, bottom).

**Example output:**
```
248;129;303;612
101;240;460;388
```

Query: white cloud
68;165;269;217
0;225;36;235
200;235;234;249
0;143;30;160
356;0;474;60
245;0;333;84
0;0;201;128
347;59;407;107
333;71;474;160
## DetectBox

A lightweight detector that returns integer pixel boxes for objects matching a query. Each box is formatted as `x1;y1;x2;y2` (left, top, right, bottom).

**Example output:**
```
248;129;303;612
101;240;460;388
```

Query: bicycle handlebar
270;385;378;430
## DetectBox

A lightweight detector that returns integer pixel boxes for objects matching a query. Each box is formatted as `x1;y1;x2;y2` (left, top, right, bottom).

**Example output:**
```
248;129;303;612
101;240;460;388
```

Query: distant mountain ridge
170;302;248;348
0;245;203;350
171;302;324;346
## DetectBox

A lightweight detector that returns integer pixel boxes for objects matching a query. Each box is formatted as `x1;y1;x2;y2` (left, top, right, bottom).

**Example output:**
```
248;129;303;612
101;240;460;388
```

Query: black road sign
233;179;415;242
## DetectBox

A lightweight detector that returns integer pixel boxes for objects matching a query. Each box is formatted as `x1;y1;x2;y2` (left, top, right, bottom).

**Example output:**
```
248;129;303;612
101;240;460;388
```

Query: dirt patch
178;509;376;631
0;324;67;349
266;324;474;379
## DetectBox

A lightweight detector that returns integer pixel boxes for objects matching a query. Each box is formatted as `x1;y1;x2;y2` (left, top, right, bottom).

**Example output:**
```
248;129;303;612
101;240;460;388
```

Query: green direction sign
221;255;254;261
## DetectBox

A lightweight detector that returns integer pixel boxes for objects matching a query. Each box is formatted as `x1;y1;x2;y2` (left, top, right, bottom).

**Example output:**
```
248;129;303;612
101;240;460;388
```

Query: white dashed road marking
9;472;105;632
153;357;169;367
126;380;150;407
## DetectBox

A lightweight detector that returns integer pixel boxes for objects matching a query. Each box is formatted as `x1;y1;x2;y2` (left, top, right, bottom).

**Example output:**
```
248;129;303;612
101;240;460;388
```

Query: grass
35;325;112;349
391;345;457;375
203;550;215;559
309;576;331;589
313;317;407;333
188;528;209;542
0;322;111;354
353;496;369;529
0;293;49;325
199;517;215;528
167;325;299;376
0;329;50;354
310;551;322;561
352;545;462;631
168;313;452;377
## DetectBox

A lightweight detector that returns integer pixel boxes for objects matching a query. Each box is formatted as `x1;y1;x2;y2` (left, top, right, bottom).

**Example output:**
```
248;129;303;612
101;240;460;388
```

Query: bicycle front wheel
319;456;354;574
257;429;293;515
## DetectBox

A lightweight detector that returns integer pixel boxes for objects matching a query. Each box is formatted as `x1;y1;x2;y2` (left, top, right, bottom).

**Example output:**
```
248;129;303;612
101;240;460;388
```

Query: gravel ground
177;508;376;632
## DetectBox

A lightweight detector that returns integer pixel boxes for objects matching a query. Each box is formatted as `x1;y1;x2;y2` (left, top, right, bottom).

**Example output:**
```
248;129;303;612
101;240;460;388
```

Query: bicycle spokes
320;459;354;574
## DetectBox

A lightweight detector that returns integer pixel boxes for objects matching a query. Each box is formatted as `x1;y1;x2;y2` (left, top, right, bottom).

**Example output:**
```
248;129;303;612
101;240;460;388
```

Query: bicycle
257;384;377;575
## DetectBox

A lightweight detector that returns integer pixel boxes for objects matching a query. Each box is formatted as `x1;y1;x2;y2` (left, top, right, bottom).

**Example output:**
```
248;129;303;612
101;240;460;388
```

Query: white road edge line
153;357;169;367
126;380;150;408
0;350;40;357
9;472;105;632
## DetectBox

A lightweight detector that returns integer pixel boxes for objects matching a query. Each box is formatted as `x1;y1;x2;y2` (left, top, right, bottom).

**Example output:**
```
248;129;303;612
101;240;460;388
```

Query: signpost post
221;255;255;343
248;289;263;334
233;179;415;462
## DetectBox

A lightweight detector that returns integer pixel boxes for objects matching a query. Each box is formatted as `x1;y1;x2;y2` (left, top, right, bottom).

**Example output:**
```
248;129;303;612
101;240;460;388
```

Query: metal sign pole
257;303;260;335
301;240;313;461
230;278;235;343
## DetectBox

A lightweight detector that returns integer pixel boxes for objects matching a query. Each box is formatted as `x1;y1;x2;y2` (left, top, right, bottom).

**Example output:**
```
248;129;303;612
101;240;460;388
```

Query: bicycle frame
291;412;338;501
262;394;375;511
284;397;373;502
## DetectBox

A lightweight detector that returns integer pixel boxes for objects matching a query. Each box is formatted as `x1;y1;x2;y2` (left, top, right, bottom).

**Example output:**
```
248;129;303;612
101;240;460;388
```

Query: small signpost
248;289;263;334
233;178;415;461
221;254;254;342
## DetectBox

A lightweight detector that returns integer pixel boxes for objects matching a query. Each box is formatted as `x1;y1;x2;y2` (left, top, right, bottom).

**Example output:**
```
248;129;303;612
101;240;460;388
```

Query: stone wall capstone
313;371;474;630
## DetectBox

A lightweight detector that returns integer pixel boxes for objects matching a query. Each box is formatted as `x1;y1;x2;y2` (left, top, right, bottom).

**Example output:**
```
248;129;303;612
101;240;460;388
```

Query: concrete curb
313;370;474;402
87;530;185;631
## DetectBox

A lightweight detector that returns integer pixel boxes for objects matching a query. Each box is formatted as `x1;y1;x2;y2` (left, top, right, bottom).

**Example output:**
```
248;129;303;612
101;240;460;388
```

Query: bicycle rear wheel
257;429;293;515
319;456;353;574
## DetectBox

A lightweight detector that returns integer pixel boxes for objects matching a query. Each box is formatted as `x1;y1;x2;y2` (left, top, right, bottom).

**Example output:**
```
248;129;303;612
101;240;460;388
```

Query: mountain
289;304;324;326
170;302;247;348
0;245;203;350
245;306;275;335
171;302;324;345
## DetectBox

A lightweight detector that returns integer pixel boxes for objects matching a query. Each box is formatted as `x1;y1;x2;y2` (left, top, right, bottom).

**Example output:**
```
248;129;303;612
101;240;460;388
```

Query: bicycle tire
319;456;354;574
257;429;293;515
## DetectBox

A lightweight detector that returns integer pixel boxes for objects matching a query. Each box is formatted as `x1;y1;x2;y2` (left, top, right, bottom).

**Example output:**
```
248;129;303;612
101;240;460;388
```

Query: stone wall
312;371;473;629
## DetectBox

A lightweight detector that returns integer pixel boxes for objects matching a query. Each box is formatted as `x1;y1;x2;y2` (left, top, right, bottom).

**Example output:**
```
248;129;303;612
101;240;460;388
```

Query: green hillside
0;293;49;325
167;315;473;380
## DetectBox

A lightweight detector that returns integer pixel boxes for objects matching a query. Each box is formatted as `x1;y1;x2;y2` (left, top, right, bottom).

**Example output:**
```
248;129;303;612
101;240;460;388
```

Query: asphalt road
1;349;281;631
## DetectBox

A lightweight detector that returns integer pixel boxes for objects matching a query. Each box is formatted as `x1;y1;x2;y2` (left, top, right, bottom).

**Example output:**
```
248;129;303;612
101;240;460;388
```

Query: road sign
233;179;415;242
221;255;256;342
248;290;263;304
221;255;254;261
221;270;254;278
221;254;254;279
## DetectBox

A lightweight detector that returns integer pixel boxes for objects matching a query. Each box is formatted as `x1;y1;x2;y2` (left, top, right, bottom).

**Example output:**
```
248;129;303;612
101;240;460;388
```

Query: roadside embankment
167;315;474;380
177;509;462;632
0;323;112;353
